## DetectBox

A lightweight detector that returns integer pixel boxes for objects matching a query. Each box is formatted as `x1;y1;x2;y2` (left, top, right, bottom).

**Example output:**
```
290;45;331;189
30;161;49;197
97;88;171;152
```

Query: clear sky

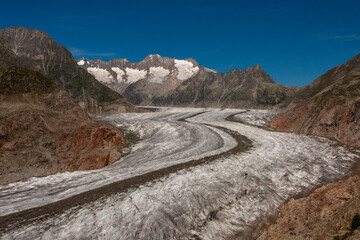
0;0;359;86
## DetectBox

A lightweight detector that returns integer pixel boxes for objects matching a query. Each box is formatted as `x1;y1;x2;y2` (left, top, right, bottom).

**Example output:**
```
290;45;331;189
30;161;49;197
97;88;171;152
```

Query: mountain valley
0;25;360;240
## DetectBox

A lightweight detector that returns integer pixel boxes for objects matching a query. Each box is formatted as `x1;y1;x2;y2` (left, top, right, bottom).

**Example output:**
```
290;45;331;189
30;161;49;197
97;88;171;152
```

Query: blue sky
0;0;359;86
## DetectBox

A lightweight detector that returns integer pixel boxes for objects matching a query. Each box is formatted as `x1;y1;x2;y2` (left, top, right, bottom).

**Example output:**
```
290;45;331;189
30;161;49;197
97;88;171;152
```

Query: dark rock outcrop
0;44;25;68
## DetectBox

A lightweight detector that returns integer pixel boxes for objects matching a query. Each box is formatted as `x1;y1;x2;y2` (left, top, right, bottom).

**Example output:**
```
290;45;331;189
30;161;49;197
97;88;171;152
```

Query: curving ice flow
0;108;358;240
0;109;235;217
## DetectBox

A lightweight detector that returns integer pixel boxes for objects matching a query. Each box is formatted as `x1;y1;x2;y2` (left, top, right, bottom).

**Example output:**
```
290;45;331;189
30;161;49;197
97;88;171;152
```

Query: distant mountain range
0;26;298;111
77;56;297;108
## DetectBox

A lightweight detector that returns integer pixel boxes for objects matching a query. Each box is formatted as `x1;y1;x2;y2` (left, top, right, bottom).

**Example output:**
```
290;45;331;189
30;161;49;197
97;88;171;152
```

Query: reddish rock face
58;121;125;171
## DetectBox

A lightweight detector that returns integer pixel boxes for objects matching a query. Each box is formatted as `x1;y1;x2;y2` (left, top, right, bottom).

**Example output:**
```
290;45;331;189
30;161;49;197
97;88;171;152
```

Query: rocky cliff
0;64;127;184
0;27;138;114
78;56;297;108
271;54;360;147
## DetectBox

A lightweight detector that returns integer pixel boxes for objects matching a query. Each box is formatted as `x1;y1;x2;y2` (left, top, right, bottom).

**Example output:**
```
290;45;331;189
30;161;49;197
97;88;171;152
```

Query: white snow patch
205;67;217;73
149;54;161;58
87;67;114;83
148;67;170;84
125;68;147;84
77;60;85;66
174;59;199;80
111;67;125;82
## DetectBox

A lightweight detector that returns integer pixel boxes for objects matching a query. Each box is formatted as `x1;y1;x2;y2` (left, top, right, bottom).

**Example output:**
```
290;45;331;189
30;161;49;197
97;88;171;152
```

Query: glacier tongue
0;108;357;240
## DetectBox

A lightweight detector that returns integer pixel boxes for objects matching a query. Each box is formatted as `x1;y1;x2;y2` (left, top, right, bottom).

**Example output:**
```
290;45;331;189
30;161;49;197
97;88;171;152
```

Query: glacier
0;108;357;240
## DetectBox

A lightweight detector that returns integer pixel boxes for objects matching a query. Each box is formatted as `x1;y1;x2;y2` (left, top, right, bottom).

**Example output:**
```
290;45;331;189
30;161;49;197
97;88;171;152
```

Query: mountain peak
254;64;262;70
228;64;263;73
148;54;161;58
5;26;51;39
143;54;162;61
247;64;263;71
182;58;199;67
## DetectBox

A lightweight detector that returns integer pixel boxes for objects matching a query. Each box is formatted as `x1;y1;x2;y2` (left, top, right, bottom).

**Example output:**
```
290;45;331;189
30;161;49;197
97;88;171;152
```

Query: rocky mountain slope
78;56;297;108
0;27;138;114
0;50;128;184
262;54;360;240
0;44;25;68
153;64;297;108
294;53;360;101
271;53;360;147
258;175;360;240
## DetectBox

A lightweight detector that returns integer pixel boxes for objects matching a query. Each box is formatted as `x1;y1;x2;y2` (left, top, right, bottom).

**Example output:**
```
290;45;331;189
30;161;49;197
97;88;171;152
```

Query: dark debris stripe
0;112;252;233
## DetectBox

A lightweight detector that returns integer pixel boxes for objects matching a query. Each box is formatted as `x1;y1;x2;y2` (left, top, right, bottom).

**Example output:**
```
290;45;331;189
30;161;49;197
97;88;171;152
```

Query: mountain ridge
0;26;138;114
271;53;360;147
